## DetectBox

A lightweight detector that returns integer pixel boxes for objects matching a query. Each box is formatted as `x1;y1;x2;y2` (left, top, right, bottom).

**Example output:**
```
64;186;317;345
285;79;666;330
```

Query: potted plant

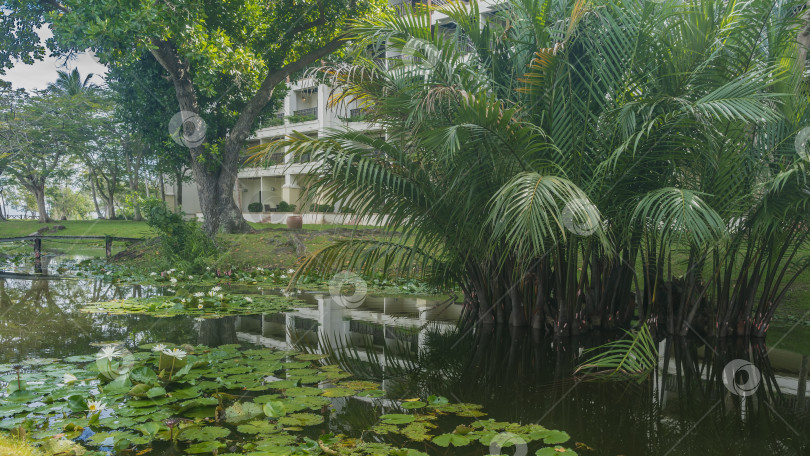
279;201;301;229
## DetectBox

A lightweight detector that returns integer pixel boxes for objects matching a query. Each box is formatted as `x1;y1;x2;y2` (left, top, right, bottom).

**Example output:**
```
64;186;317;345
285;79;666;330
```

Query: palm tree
270;0;810;337
48;68;97;96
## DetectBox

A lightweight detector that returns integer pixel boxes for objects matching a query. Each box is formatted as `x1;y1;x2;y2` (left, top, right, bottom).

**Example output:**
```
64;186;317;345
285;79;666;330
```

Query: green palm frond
631;187;726;247
575;324;658;382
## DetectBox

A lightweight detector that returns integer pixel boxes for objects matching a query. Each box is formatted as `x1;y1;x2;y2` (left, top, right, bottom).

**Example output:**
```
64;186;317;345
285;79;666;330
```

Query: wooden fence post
33;237;42;274
105;235;112;258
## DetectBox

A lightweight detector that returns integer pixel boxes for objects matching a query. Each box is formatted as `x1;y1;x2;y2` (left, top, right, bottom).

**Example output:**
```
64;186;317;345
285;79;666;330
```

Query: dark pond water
1;255;809;455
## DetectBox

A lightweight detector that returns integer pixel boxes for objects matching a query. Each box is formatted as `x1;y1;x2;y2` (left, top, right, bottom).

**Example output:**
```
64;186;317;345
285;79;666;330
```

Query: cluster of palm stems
274;0;810;337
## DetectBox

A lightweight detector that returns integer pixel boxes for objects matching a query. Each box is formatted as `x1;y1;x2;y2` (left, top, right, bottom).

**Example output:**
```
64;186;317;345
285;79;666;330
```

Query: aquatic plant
0;343;580;455
274;0;810;338
80;286;306;317
574;324;658;381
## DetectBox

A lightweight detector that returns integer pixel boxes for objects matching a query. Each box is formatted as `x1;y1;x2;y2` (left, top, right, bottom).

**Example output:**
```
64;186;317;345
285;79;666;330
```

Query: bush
276;201;296;212
247;202;263;212
142;198;218;272
310;203;333;212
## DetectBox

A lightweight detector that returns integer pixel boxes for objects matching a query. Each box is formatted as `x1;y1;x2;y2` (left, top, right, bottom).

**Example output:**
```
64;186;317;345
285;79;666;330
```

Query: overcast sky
2;28;107;91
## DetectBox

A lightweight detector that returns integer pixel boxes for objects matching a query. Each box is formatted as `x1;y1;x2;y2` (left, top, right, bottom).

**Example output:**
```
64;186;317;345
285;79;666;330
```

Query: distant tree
0;74;97;222
0;0;379;235
48;184;93;220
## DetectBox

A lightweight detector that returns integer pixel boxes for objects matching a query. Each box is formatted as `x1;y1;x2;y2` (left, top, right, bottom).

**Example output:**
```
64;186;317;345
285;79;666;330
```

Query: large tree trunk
31;183;51;223
89;174;103;219
105;198;116;219
192;160;250;234
127;151;143;221
175;169;184;212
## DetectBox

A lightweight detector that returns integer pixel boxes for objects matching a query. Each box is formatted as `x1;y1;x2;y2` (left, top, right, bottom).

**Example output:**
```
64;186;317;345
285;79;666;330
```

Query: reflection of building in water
234;293;461;358
656;340;810;418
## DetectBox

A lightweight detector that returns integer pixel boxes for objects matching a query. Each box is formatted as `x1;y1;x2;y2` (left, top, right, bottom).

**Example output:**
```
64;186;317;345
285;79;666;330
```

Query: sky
1;28;107;91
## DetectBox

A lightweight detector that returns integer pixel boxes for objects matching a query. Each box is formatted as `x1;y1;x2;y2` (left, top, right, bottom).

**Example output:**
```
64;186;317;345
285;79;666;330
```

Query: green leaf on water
179;426;231;442
278;413;324;426
380;414;415;425
400;401;426;409
263;400;287;418
432;433;471;447
185;441;225;454
536;447;577;456
225;401;265;423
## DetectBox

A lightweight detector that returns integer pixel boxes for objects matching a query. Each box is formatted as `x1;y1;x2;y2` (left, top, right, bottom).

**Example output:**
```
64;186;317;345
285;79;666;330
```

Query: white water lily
244;297;253;303
287;269;294;274
170;277;178;284
217;294;224;300
150;272;158;276
207;290;217;297
168;269;176;273
63;373;78;384
162;348;187;360
187;276;193;280
151;344;167;352
87;400;106;412
193;292;204;298
211;286;222;292
197;304;204;309
96;345;122;362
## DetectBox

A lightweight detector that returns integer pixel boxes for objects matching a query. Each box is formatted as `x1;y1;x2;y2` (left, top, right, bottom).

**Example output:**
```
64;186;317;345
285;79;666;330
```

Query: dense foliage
280;0;810;337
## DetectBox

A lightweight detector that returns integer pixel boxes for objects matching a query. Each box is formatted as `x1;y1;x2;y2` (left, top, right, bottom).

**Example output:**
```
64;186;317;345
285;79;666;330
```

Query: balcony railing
293;107;317;117
289;107;318;124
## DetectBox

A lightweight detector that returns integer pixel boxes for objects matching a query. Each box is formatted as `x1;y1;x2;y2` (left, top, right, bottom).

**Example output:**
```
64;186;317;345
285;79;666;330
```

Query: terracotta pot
286;215;303;230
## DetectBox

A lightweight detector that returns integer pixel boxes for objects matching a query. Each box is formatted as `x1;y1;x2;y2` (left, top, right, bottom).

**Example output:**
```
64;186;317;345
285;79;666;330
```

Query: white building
166;0;506;224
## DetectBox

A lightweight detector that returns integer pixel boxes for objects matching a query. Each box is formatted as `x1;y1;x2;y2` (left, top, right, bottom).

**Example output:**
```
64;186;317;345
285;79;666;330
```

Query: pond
1;255;809;455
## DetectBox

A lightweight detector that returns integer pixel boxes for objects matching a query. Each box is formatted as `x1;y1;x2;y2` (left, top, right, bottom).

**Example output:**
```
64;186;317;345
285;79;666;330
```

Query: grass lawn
0;220;153;238
120;222;390;271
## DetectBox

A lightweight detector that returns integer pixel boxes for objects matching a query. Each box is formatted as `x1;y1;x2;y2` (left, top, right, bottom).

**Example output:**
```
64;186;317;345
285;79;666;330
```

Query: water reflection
0;272;807;455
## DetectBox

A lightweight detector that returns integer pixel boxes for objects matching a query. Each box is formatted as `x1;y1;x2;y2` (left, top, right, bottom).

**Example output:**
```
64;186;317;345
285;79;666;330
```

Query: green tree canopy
1;0;380;234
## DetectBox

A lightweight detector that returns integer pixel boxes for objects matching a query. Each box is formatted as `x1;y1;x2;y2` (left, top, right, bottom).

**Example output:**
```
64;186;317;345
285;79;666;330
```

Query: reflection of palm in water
292;323;809;456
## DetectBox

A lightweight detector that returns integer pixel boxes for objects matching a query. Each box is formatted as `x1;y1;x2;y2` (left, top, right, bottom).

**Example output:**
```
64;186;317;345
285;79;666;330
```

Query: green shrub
247;202;263;212
262;116;284;127
276;201;296;212
287;114;316;124
310;203;333;212
142;198;218;272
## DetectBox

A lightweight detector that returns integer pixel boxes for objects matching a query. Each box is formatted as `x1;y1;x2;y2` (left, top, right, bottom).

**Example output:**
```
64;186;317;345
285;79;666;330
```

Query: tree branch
227;36;345;150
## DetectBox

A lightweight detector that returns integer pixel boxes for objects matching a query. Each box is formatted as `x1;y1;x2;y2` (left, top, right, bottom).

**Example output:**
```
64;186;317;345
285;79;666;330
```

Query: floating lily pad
179;426;231;442
278;412;324;426
380;414;416;425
